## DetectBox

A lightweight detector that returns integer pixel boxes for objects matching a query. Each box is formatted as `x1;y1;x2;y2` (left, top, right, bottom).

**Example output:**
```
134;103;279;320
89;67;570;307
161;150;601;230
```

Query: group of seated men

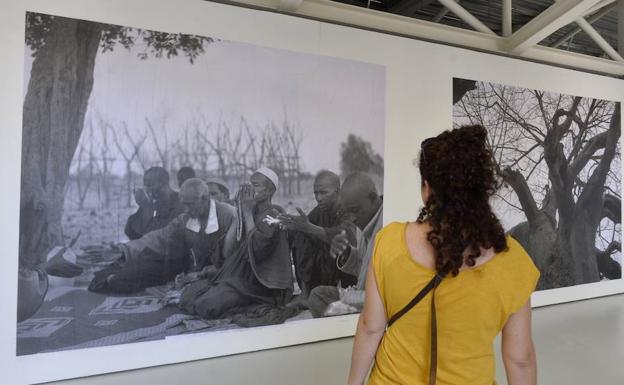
89;165;383;321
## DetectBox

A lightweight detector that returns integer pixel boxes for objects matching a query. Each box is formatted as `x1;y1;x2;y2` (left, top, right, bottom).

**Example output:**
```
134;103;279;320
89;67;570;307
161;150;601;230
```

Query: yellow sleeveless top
368;222;540;385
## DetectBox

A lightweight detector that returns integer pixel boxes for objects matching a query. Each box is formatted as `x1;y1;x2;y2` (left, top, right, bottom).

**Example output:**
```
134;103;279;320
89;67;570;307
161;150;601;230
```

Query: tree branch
569;130;609;176
145;117;167;166
552;96;582;141
602;194;621;224
502;167;539;224
567;100;597;163
579;104;621;210
534;90;552;132
543;97;582;222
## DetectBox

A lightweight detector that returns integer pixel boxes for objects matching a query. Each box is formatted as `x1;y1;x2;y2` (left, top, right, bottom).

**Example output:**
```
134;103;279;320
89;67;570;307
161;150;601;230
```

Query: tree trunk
512;187;611;288
20;18;102;268
568;209;601;283
566;105;620;284
125;163;133;208
508;211;564;290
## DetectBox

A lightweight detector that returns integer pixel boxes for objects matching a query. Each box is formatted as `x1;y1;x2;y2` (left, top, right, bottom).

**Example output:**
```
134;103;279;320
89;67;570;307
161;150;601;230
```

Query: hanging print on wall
17;11;385;356
453;77;621;291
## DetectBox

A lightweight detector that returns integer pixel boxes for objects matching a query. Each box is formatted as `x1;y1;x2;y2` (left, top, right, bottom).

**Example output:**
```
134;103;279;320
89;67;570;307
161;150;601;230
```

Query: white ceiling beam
437;0;496;35
432;0;457;23
551;3;617;48
506;0;603;55
222;0;624;76
575;17;624;61
585;0;616;15
503;0;512;37
277;0;304;12
619;0;624;55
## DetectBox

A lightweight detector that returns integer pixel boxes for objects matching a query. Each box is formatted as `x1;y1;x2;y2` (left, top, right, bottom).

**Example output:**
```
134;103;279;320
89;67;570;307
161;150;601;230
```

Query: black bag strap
387;272;445;385
428;278;441;385
387;273;444;327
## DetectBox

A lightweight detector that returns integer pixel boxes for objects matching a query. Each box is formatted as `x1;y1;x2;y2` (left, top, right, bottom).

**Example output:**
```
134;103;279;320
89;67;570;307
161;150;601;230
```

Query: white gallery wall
0;0;623;384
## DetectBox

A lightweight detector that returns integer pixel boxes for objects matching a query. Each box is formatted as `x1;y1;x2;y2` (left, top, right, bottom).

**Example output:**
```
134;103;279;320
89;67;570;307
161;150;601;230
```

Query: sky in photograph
23;28;386;176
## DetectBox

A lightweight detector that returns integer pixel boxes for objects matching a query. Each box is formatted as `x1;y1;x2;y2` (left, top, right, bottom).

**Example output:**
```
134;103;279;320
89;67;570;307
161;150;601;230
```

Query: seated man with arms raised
125;166;184;240
179;167;293;319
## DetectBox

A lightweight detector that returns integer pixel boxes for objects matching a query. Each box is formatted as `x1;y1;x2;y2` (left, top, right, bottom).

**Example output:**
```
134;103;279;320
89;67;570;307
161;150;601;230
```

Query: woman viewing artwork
348;125;539;385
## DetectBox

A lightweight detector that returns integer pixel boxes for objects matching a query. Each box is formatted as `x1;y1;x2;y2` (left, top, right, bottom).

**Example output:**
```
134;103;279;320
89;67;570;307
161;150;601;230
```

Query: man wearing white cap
180;167;294;319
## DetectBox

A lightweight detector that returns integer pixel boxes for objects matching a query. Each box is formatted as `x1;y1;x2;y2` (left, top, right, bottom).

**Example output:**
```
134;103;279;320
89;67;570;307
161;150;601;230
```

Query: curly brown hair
418;125;507;276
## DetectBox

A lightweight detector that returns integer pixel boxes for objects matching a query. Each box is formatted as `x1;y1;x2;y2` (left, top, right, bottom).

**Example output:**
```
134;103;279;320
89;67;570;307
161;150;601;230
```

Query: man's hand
174;272;198;290
133;188;151;207
286;295;309;310
198;265;218;280
237;184;255;212
277;208;310;232
330;230;352;259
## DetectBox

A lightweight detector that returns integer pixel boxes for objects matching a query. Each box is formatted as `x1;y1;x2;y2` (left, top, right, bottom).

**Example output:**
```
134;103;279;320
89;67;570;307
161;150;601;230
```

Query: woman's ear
421;180;431;203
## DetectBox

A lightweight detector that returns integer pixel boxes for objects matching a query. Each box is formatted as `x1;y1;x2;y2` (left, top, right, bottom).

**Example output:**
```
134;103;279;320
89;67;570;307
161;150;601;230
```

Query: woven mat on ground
16;287;306;355
16;288;196;355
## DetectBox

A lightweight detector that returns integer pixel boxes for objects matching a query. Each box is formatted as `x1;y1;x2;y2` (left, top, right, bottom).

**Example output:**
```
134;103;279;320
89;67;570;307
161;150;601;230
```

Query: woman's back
368;222;539;385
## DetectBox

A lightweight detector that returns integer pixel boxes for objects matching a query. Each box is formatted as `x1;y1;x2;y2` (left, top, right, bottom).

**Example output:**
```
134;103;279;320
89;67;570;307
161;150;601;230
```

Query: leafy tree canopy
26;12;214;63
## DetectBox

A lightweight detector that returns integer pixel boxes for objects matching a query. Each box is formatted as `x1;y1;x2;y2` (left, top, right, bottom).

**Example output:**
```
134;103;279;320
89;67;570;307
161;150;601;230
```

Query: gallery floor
46;293;624;385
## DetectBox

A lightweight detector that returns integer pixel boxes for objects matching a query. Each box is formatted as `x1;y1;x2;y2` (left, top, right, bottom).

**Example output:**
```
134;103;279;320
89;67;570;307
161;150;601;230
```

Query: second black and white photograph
453;77;621;291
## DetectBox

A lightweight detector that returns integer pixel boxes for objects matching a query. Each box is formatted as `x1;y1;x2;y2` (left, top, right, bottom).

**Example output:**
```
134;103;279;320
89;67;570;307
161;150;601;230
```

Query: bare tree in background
454;79;621;289
281;117;303;195
172;125;193;179
184;113;303;195
71;118;97;210
192;119;212;175
145;115;171;171
72;145;92;210
112;121;147;207
68;111;307;217
94;113;115;209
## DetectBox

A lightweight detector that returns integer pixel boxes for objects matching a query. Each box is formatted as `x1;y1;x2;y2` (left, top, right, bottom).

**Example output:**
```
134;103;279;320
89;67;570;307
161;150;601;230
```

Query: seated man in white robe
89;178;237;294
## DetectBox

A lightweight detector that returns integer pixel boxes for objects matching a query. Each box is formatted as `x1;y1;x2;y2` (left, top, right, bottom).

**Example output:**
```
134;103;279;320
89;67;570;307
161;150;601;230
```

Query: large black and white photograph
17;12;385;356
453;77;621;291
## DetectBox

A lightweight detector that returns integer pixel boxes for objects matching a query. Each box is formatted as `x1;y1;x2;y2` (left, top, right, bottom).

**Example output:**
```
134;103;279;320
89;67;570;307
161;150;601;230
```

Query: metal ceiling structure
213;0;624;77
337;1;620;58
